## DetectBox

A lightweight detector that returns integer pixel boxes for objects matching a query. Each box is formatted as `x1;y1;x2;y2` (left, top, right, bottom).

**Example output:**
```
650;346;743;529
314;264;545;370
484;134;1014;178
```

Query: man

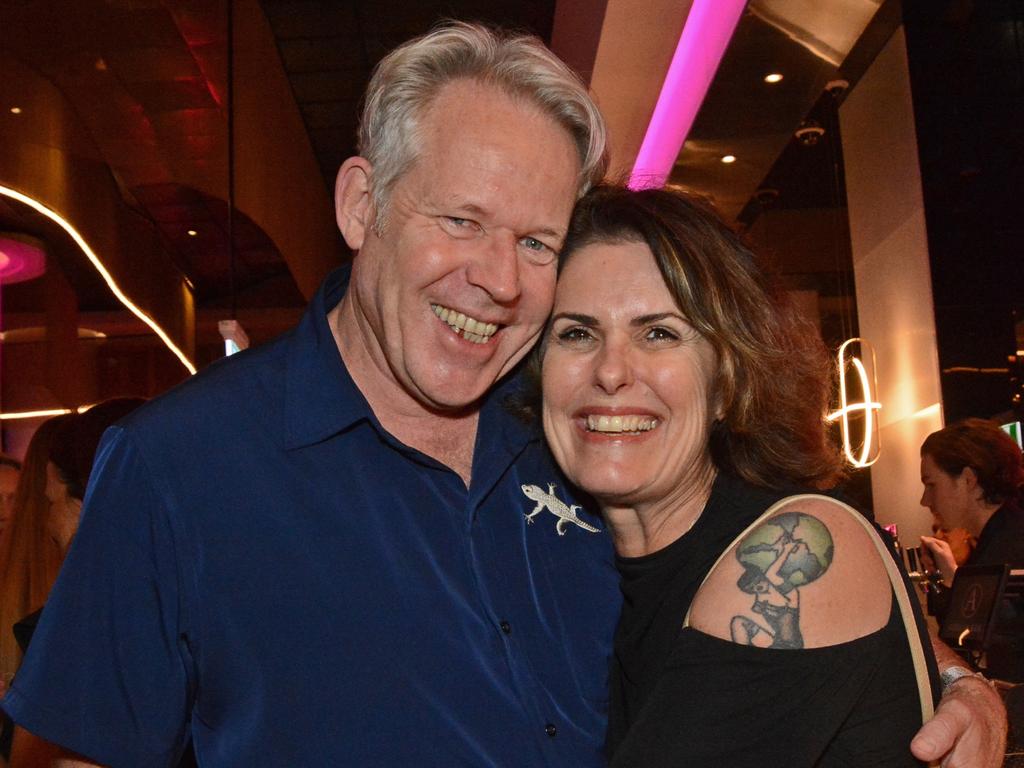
1;22;1005;768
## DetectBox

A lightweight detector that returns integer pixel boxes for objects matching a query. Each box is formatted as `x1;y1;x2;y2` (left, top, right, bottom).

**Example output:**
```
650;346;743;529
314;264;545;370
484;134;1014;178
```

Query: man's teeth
432;304;498;344
586;415;658;433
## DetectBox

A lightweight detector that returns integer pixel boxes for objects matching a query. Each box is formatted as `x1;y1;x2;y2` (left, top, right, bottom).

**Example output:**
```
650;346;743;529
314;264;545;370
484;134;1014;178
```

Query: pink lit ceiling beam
629;0;747;190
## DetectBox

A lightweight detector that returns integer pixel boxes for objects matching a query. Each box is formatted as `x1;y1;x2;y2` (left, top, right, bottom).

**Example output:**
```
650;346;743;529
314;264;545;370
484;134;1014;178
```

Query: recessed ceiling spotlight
187;229;198;237
9;107;22;114
764;73;783;84
721;155;736;164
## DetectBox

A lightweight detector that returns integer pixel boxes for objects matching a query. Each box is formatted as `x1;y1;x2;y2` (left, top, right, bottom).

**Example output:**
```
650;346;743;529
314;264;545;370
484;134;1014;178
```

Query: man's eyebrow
551;312;598;325
533;225;567;240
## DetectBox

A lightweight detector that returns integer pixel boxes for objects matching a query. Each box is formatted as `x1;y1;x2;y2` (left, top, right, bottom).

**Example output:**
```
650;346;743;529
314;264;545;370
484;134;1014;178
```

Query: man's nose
467;233;520;305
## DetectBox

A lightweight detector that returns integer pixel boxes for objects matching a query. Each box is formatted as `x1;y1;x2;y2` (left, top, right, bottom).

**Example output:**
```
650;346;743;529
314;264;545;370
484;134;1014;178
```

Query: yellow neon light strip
0;405;92;421
0;185;196;375
830;338;881;468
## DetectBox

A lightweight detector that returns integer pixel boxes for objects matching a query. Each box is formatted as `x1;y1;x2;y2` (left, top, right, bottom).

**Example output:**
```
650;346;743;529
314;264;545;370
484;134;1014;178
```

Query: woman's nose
593;340;634;394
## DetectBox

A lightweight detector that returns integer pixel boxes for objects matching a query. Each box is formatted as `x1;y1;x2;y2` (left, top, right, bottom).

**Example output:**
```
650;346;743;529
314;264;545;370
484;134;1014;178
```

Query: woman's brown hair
527;184;843;490
921;418;1024;504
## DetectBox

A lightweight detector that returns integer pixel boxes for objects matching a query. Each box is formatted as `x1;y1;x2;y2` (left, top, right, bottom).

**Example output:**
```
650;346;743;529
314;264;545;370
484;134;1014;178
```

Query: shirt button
545;723;557;738
499;621;512;634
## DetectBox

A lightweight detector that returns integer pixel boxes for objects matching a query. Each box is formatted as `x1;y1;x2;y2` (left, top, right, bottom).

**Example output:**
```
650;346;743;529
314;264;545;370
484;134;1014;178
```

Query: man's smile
432;303;500;344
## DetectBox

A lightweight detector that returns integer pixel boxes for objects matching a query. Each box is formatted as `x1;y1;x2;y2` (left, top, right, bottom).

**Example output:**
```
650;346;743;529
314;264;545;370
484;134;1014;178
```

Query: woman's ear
335;157;374;251
960;466;982;498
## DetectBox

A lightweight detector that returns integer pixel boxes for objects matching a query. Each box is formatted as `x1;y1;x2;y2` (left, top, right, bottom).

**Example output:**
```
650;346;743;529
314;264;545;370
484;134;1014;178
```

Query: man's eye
520;237;556;264
441;216;480;235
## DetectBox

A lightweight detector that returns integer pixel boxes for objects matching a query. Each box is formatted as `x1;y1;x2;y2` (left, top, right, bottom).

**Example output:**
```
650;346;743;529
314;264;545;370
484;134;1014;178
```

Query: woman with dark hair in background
919;417;1024;584
919;417;1024;683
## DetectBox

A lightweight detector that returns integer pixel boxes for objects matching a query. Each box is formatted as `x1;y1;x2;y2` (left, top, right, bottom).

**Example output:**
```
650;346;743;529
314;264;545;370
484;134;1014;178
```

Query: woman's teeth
586;415;658;433
432;304;498;344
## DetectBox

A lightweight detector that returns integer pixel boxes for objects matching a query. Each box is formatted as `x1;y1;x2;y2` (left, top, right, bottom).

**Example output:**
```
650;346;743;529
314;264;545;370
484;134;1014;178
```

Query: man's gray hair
358;21;609;229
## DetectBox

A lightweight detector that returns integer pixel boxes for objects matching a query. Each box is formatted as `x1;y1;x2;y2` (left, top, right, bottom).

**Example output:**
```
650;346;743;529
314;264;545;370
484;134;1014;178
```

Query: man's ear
335;157;374;251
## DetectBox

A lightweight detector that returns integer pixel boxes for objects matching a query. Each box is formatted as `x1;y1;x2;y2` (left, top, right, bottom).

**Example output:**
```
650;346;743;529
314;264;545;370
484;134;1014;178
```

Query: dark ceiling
3;0;1019;415
258;0;559;193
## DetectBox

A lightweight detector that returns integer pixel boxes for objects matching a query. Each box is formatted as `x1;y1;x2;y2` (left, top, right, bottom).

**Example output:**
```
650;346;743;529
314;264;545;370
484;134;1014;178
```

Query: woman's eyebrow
551;312;599;326
632;312;685;326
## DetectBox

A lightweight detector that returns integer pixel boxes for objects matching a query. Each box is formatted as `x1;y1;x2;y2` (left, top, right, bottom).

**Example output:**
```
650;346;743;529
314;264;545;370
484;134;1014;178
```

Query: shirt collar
284;264;372;449
283;264;542;457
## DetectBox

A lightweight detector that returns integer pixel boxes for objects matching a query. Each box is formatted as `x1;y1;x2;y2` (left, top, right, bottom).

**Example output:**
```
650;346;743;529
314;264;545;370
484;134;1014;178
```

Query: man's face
346;79;580;411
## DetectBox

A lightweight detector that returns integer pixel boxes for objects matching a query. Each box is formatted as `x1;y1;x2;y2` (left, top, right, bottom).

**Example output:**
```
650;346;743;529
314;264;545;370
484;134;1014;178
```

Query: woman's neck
969;499;1003;539
602;464;717;558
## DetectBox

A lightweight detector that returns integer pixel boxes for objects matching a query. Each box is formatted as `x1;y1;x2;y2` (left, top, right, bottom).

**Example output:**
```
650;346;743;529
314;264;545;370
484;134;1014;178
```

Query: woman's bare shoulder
687;495;892;649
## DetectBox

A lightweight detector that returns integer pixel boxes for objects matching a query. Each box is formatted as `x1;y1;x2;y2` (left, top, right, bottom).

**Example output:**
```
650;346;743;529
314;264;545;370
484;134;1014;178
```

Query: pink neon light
0;236;46;283
629;0;747;190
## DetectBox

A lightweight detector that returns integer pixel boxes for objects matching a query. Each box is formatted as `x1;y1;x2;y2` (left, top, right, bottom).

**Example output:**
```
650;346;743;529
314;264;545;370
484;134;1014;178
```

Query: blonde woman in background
0;416;69;764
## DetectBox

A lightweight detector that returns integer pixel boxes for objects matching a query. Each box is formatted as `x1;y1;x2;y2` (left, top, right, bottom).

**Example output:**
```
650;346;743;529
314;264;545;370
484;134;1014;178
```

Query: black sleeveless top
608;472;938;767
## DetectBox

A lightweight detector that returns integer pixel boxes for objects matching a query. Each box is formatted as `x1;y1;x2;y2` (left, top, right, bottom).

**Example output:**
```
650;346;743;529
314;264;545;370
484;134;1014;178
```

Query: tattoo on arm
729;512;834;650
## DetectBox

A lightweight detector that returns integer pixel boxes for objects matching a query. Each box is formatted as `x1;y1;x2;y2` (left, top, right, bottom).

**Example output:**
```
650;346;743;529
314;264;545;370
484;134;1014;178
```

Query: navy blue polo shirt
3;267;620;767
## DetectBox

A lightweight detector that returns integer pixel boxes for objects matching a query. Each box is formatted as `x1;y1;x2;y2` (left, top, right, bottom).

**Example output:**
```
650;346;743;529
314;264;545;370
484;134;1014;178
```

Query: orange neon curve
0;185;196;377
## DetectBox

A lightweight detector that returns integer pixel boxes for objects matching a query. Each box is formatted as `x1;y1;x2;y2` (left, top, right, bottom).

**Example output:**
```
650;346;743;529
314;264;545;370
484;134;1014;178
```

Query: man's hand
912;634;1008;767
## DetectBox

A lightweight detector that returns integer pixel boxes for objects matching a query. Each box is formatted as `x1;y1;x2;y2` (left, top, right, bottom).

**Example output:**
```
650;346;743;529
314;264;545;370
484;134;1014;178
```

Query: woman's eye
556;326;594;344
644;326;679;342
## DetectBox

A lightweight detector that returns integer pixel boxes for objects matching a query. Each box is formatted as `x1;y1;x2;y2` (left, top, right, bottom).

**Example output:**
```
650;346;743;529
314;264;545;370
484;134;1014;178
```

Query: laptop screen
939;563;1009;651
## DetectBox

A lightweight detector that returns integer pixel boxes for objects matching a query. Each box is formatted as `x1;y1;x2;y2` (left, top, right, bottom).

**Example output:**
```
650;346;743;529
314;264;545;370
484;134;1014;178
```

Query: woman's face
542;240;719;510
919;453;973;531
45;461;82;555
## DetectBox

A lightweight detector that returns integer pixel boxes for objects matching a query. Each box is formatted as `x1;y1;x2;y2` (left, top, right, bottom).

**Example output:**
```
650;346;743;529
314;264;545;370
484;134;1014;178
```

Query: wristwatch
940;665;993;692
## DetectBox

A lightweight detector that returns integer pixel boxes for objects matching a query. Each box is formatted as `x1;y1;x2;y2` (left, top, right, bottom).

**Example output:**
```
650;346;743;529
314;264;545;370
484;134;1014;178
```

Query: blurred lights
9;107;22;114
0;184;197;375
187;229;198;237
764;73;784;83
721;155;736;164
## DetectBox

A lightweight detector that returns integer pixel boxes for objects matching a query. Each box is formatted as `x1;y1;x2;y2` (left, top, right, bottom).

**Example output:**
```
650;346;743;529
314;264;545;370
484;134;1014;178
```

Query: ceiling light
9;107;22;114
187;229;198;236
721;155;736;164
764;73;783;84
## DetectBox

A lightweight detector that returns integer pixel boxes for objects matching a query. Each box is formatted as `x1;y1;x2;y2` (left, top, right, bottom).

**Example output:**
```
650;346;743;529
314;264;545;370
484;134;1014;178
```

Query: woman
918;418;1024;682
538;185;937;766
919;417;1024;584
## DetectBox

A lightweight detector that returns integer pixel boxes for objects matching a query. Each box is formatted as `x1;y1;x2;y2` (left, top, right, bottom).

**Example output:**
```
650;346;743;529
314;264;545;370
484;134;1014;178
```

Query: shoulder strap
683;493;934;724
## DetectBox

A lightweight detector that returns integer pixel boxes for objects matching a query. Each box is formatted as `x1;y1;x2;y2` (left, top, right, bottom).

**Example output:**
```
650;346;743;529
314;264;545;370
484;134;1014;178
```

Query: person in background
0;455;21;540
4;400;147;768
1;22;1007;768
0;418;69;688
919;418;1024;684
919;418;1024;585
930;518;974;568
0;416;73;764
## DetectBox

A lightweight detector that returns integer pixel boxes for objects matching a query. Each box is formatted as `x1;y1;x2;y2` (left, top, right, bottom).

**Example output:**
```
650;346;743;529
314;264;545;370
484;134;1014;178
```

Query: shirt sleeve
1;425;195;768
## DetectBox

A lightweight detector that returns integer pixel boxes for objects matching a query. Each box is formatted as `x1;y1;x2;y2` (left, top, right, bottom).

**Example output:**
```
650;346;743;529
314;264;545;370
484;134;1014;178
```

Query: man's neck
328;298;479;487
